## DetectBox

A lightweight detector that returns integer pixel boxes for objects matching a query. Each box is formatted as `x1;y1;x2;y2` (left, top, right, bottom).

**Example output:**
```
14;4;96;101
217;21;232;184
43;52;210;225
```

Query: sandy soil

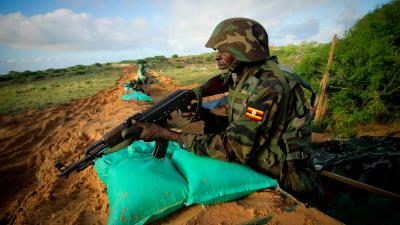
0;65;355;225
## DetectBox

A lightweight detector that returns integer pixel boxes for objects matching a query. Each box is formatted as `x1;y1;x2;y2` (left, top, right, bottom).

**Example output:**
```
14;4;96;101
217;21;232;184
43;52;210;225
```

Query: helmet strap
223;60;266;86
223;60;245;86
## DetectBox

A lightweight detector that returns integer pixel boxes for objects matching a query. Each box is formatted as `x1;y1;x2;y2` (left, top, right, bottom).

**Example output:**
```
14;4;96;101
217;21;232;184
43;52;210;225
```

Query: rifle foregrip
121;126;143;139
102;123;128;147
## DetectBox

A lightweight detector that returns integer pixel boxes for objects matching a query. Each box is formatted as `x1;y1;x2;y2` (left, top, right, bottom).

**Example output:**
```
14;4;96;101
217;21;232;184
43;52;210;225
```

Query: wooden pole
320;170;400;200
314;34;337;121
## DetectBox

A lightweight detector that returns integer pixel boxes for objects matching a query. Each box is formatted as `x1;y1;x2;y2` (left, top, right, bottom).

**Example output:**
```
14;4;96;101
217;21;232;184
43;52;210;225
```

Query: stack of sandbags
94;141;277;225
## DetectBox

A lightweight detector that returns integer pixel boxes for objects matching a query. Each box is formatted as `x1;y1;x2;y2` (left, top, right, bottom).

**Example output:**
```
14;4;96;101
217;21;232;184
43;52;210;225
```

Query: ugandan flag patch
245;107;264;121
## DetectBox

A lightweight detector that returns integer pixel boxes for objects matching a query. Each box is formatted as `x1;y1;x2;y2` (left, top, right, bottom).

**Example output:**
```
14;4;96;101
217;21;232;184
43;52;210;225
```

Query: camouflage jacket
181;60;312;179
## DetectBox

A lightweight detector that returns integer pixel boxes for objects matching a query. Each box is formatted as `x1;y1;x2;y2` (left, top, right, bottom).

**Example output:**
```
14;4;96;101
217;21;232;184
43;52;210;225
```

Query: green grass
159;62;220;85
0;66;122;115
141;52;220;85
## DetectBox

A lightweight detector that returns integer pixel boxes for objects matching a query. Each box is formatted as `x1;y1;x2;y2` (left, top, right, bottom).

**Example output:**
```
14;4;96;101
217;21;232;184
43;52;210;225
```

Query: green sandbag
171;149;277;205
124;140;181;156
94;141;179;183
107;156;188;225
94;144;188;225
93;147;129;183
121;91;153;102
93;142;149;183
94;141;277;224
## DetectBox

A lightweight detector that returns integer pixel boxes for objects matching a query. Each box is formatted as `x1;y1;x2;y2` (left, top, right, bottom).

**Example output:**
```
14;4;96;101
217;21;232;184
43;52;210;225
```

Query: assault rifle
55;89;197;177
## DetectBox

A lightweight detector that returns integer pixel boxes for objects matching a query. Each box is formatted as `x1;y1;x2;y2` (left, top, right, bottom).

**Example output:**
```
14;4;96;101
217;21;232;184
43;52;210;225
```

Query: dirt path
0;66;343;225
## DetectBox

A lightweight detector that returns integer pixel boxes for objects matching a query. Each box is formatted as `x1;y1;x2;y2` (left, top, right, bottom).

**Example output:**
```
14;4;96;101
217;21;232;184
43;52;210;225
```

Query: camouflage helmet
206;18;269;62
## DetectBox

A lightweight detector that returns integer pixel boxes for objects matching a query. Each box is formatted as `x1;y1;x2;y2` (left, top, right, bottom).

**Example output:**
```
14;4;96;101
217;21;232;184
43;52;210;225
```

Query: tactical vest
227;59;315;179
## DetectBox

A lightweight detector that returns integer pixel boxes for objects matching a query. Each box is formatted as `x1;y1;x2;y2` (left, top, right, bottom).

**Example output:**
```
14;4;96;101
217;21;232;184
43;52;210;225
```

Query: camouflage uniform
181;18;323;201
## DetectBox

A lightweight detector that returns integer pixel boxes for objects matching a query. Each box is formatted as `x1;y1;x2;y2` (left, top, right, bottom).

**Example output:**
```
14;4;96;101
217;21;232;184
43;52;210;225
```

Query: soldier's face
215;50;235;70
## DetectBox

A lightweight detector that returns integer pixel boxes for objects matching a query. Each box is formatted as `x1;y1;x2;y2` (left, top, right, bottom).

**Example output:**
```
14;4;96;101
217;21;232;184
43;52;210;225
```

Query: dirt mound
0;66;341;225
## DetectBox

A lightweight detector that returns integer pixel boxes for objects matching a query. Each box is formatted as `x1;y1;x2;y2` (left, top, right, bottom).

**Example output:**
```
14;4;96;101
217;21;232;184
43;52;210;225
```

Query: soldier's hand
181;103;201;118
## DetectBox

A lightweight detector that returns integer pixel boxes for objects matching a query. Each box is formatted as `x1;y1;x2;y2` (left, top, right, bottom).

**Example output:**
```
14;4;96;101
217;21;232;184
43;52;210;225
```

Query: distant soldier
136;18;323;203
127;63;149;93
138;63;147;84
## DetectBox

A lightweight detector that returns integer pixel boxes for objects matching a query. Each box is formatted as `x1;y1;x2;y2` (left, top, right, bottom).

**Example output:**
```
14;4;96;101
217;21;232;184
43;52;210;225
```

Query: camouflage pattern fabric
138;63;159;85
138;64;146;82
312;136;400;224
205;18;269;62
181;59;322;197
128;80;145;93
311;136;400;194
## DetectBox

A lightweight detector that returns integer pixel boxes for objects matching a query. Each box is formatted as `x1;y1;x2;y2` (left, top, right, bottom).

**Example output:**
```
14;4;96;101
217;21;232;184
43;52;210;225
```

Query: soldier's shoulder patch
245;106;264;121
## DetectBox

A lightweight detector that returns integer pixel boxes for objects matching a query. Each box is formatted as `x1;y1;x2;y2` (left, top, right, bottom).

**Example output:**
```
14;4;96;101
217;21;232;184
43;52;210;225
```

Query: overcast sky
0;0;391;74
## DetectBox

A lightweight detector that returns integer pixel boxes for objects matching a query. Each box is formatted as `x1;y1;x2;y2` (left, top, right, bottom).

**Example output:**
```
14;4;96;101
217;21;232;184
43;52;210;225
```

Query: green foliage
271;42;328;71
202;52;215;62
333;0;400;103
146;55;168;63
312;118;329;133
293;43;330;91
331;1;399;134
171;54;179;58
293;1;400;137
135;59;148;64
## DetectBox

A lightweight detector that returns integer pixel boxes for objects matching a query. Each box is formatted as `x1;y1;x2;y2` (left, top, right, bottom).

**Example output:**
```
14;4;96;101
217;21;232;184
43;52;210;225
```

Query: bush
153;55;168;61
312;119;329;133
136;59;148;64
294;1;400;135
332;0;400;111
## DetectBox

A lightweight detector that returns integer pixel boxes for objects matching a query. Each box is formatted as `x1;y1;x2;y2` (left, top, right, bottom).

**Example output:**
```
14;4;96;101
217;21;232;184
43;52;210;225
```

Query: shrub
294;1;399;135
136;59;148;64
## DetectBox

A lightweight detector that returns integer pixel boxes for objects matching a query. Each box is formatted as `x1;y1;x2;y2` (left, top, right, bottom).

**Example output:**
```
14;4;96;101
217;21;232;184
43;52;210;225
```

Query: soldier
136;18;323;204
